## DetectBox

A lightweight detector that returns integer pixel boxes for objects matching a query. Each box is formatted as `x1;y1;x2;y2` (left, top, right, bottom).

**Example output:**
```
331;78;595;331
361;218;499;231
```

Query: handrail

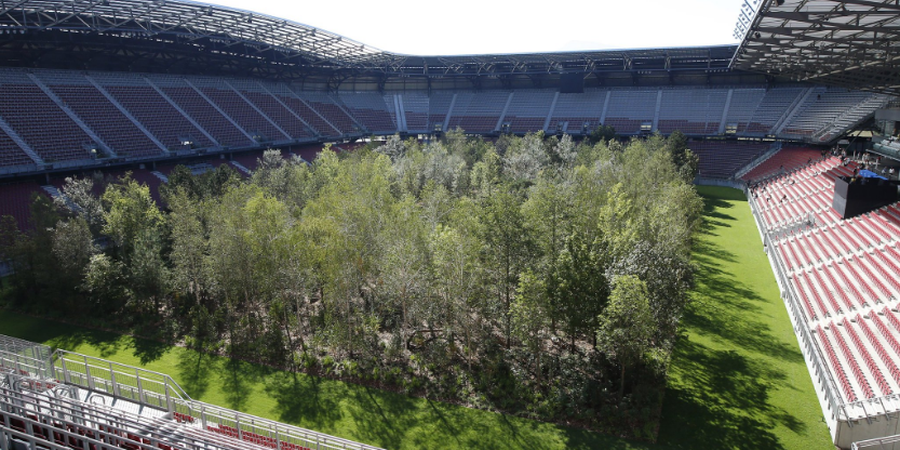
45;347;383;450
852;433;900;449
51;349;192;413
182;398;384;450
0;337;53;380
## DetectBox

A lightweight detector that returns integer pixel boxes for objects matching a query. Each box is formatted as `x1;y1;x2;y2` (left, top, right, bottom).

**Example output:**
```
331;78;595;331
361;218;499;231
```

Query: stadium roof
733;0;900;94
0;0;737;80
0;0;401;71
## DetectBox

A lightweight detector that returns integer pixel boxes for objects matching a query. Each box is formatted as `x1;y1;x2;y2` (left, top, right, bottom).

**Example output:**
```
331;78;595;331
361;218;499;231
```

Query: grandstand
0;0;900;448
741;148;900;449
0;334;384;450
0;68;890;178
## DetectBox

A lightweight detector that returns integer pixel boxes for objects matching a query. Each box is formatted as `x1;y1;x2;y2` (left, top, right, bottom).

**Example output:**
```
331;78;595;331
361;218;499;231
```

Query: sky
207;0;751;55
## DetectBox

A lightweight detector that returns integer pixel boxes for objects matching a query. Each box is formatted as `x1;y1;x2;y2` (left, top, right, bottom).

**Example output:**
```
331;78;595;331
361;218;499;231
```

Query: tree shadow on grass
217;358;267;411
693;238;739;266
45;328;123;358
658;340;805;450
689;236;803;363
176;348;217;399
697;186;748;202
128;336;170;366
699;196;739;232
561;426;657;450
339;384;421;448
264;371;344;434
128;318;173;365
696;187;749;234
408;401;544;450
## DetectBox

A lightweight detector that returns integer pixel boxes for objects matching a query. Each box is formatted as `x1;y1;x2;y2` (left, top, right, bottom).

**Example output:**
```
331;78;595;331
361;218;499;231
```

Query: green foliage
596;275;655;398
3;131;702;440
665;130;699;182
56;175;105;233
162;163;241;204
588;124;617;144
102;173;165;255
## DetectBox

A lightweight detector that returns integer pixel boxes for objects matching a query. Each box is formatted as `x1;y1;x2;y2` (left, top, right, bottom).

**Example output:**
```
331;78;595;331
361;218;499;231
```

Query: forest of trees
0;130;702;439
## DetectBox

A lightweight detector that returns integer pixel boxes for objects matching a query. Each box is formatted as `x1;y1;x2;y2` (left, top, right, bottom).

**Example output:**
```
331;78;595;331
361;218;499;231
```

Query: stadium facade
1;0;900;449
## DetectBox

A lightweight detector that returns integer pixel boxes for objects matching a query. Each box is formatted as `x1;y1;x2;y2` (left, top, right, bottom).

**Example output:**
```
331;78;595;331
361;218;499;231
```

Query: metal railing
748;193;852;424
852;433;900;449
0;336;53;379
182;400;384;450
52;350;190;413
734;141;783;180
42;347;383;450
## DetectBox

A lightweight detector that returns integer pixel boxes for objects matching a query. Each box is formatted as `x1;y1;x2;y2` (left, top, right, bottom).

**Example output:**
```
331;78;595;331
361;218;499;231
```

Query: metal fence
0;336;53;380
852;434;900;449
52;350;189;413
44;347;383;450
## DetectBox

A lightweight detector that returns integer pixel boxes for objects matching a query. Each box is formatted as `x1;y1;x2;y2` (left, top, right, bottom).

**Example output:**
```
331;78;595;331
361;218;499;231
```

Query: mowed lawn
657;186;833;450
0;185;831;450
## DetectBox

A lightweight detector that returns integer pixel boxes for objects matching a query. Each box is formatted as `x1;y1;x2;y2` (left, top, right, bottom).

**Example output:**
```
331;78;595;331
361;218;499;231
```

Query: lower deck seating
749;154;900;406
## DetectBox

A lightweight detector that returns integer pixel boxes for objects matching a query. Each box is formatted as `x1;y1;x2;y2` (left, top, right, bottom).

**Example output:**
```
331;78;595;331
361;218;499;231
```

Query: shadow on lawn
264;372;344;434
658;188;805;449
344;385;419;448
45;328;123;359
129;320;172;365
176;348;217;399
690;193;802;363
220;358;270;411
698;195;742;233
658;339;805;450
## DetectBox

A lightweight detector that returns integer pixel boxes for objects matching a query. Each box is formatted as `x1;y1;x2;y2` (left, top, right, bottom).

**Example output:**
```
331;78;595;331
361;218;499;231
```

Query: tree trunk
619;364;626;400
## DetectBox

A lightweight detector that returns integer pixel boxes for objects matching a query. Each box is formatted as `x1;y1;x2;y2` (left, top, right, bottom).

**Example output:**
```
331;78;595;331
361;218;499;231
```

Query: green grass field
0;185;832;449
657;186;833;450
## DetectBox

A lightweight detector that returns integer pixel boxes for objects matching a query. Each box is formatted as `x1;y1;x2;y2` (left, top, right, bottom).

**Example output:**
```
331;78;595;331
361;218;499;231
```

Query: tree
551;134;577;170
51;217;97;293
478;186;535;347
11;193;63;306
510;269;550;382
589;124;617;145
374;196;429;353
502;132;549;185
469;148;502;197
206;186;294;359
102;174;165;260
82;253;129;314
596;275;655;399
101;175;168;321
250;149;312;210
167;190;210;313
162;163;241;204
666;131;699;182
376;134;406;161
55;176;104;234
430;201;485;372
552;230;609;347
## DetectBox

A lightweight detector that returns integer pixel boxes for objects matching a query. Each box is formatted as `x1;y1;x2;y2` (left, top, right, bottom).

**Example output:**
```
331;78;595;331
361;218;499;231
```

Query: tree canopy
0;132;702;440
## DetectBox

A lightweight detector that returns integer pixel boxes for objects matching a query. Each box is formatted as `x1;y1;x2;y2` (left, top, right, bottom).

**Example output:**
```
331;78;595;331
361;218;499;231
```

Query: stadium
0;0;900;449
